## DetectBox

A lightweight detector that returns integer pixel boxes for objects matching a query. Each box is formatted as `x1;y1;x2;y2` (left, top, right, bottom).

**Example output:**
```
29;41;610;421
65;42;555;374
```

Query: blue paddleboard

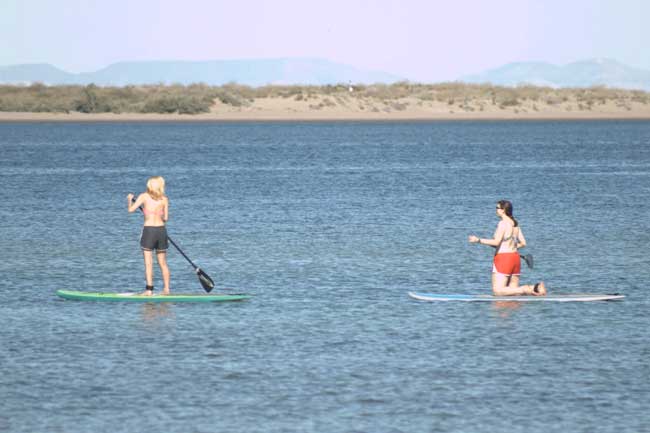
408;291;625;302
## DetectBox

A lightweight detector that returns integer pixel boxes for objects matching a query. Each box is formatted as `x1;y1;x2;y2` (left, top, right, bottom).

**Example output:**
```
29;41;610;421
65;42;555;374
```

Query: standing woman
127;176;170;296
468;200;546;296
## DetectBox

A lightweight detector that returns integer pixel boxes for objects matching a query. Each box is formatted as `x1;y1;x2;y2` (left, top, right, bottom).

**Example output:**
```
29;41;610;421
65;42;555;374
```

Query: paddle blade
522;254;534;269
196;268;215;293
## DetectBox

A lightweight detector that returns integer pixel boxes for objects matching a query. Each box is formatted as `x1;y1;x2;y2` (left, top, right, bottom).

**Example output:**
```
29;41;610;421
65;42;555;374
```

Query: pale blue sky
1;0;647;81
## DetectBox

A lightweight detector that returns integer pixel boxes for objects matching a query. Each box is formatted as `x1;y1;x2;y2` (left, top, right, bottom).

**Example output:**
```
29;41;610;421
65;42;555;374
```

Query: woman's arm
163;197;169;222
469;222;505;247
127;193;145;213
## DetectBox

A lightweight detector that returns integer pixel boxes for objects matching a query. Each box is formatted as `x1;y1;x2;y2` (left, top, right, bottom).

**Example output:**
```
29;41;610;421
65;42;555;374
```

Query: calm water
1;121;649;433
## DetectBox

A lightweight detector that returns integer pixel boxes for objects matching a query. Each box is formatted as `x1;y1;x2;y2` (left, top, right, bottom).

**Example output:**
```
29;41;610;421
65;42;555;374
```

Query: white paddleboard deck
408;291;625;302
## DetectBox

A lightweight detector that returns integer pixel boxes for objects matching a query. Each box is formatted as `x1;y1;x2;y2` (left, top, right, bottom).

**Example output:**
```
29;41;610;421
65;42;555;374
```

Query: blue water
1;121;649;433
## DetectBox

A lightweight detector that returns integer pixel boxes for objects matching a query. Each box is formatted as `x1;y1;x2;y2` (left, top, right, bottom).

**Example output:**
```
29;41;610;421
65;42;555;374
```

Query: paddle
166;236;215;292
131;198;215;292
520;253;534;269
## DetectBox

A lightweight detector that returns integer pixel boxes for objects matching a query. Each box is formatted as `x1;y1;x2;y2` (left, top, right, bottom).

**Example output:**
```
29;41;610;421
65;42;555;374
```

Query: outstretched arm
468;223;504;247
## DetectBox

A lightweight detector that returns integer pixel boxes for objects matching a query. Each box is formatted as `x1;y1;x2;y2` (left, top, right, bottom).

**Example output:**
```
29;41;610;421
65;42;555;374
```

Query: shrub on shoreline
0;82;647;114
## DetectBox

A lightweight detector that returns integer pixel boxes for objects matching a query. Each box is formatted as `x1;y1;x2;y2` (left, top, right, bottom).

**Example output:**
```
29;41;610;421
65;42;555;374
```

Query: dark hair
497;200;518;227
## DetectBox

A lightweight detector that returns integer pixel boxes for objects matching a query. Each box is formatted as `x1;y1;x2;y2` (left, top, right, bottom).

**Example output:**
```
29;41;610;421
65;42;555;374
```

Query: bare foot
141;290;154;296
532;281;546;296
161;290;170;296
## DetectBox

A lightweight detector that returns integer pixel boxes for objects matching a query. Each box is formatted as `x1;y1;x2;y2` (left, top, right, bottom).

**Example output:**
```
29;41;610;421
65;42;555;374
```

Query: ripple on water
1;121;649;433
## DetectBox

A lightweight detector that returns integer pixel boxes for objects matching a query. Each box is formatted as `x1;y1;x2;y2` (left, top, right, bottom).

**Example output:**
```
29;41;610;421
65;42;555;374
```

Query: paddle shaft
166;235;199;270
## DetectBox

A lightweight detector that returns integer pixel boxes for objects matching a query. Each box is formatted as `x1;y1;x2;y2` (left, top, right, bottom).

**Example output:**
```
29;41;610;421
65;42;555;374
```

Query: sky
1;0;648;82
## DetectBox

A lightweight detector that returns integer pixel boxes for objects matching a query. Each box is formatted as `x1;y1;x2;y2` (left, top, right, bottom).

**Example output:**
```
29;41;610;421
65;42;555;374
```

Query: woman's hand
468;235;479;244
127;193;142;213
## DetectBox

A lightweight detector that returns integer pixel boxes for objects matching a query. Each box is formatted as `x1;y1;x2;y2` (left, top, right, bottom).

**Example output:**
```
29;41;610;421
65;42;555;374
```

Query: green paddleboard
56;290;251;303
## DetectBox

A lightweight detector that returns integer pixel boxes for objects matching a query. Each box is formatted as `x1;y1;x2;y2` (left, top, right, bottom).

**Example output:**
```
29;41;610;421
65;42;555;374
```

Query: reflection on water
2;121;648;433
140;303;174;322
491;301;523;318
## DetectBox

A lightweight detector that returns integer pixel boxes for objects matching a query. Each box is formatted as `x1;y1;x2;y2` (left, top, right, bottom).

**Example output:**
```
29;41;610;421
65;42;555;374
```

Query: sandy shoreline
3;112;650;122
2;95;650;122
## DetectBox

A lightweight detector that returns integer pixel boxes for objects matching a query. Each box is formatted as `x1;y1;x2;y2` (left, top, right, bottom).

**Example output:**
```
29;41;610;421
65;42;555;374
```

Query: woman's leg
512;275;547;295
525;281;546;296
493;273;529;296
496;274;546;296
493;254;546;296
156;251;170;294
143;250;154;295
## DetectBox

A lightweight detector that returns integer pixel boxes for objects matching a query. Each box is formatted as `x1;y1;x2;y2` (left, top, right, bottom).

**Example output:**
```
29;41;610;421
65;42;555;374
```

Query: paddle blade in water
522;254;534;269
197;268;215;292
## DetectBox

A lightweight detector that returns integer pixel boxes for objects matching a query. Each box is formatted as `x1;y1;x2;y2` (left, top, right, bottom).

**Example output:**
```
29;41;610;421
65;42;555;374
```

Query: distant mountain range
461;58;650;91
2;58;649;90
0;58;401;86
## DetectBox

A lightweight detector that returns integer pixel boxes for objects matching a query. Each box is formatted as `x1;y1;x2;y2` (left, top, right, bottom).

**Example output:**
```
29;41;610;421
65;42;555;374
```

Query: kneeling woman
468;200;546;296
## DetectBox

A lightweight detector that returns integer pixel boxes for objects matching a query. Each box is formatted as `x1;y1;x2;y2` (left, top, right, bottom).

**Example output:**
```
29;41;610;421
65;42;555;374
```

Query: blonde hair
146;176;166;200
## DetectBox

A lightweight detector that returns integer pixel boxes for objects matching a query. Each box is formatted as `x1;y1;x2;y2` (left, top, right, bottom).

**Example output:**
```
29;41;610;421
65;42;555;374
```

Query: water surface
1;121;648;433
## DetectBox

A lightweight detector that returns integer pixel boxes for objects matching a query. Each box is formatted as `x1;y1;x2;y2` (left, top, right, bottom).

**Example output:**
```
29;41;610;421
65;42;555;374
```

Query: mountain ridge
461;58;650;90
0;58;401;86
2;58;649;90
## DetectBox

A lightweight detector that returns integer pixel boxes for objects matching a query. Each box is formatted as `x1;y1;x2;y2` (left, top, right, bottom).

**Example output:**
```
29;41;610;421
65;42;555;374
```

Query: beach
1;98;650;121
2;84;650;121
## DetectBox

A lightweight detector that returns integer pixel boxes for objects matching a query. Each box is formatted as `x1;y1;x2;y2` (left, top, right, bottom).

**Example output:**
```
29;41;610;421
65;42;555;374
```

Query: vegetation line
0;82;648;114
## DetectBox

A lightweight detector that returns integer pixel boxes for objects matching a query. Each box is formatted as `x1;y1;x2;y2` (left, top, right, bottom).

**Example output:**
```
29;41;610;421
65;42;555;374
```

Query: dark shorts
140;226;168;252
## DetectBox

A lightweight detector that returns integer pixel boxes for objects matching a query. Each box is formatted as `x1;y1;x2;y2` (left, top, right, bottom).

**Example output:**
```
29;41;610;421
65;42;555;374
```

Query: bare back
141;193;168;227
495;219;520;253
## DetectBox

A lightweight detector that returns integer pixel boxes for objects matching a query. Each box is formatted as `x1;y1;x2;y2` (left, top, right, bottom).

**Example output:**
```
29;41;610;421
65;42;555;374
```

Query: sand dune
1;90;649;121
